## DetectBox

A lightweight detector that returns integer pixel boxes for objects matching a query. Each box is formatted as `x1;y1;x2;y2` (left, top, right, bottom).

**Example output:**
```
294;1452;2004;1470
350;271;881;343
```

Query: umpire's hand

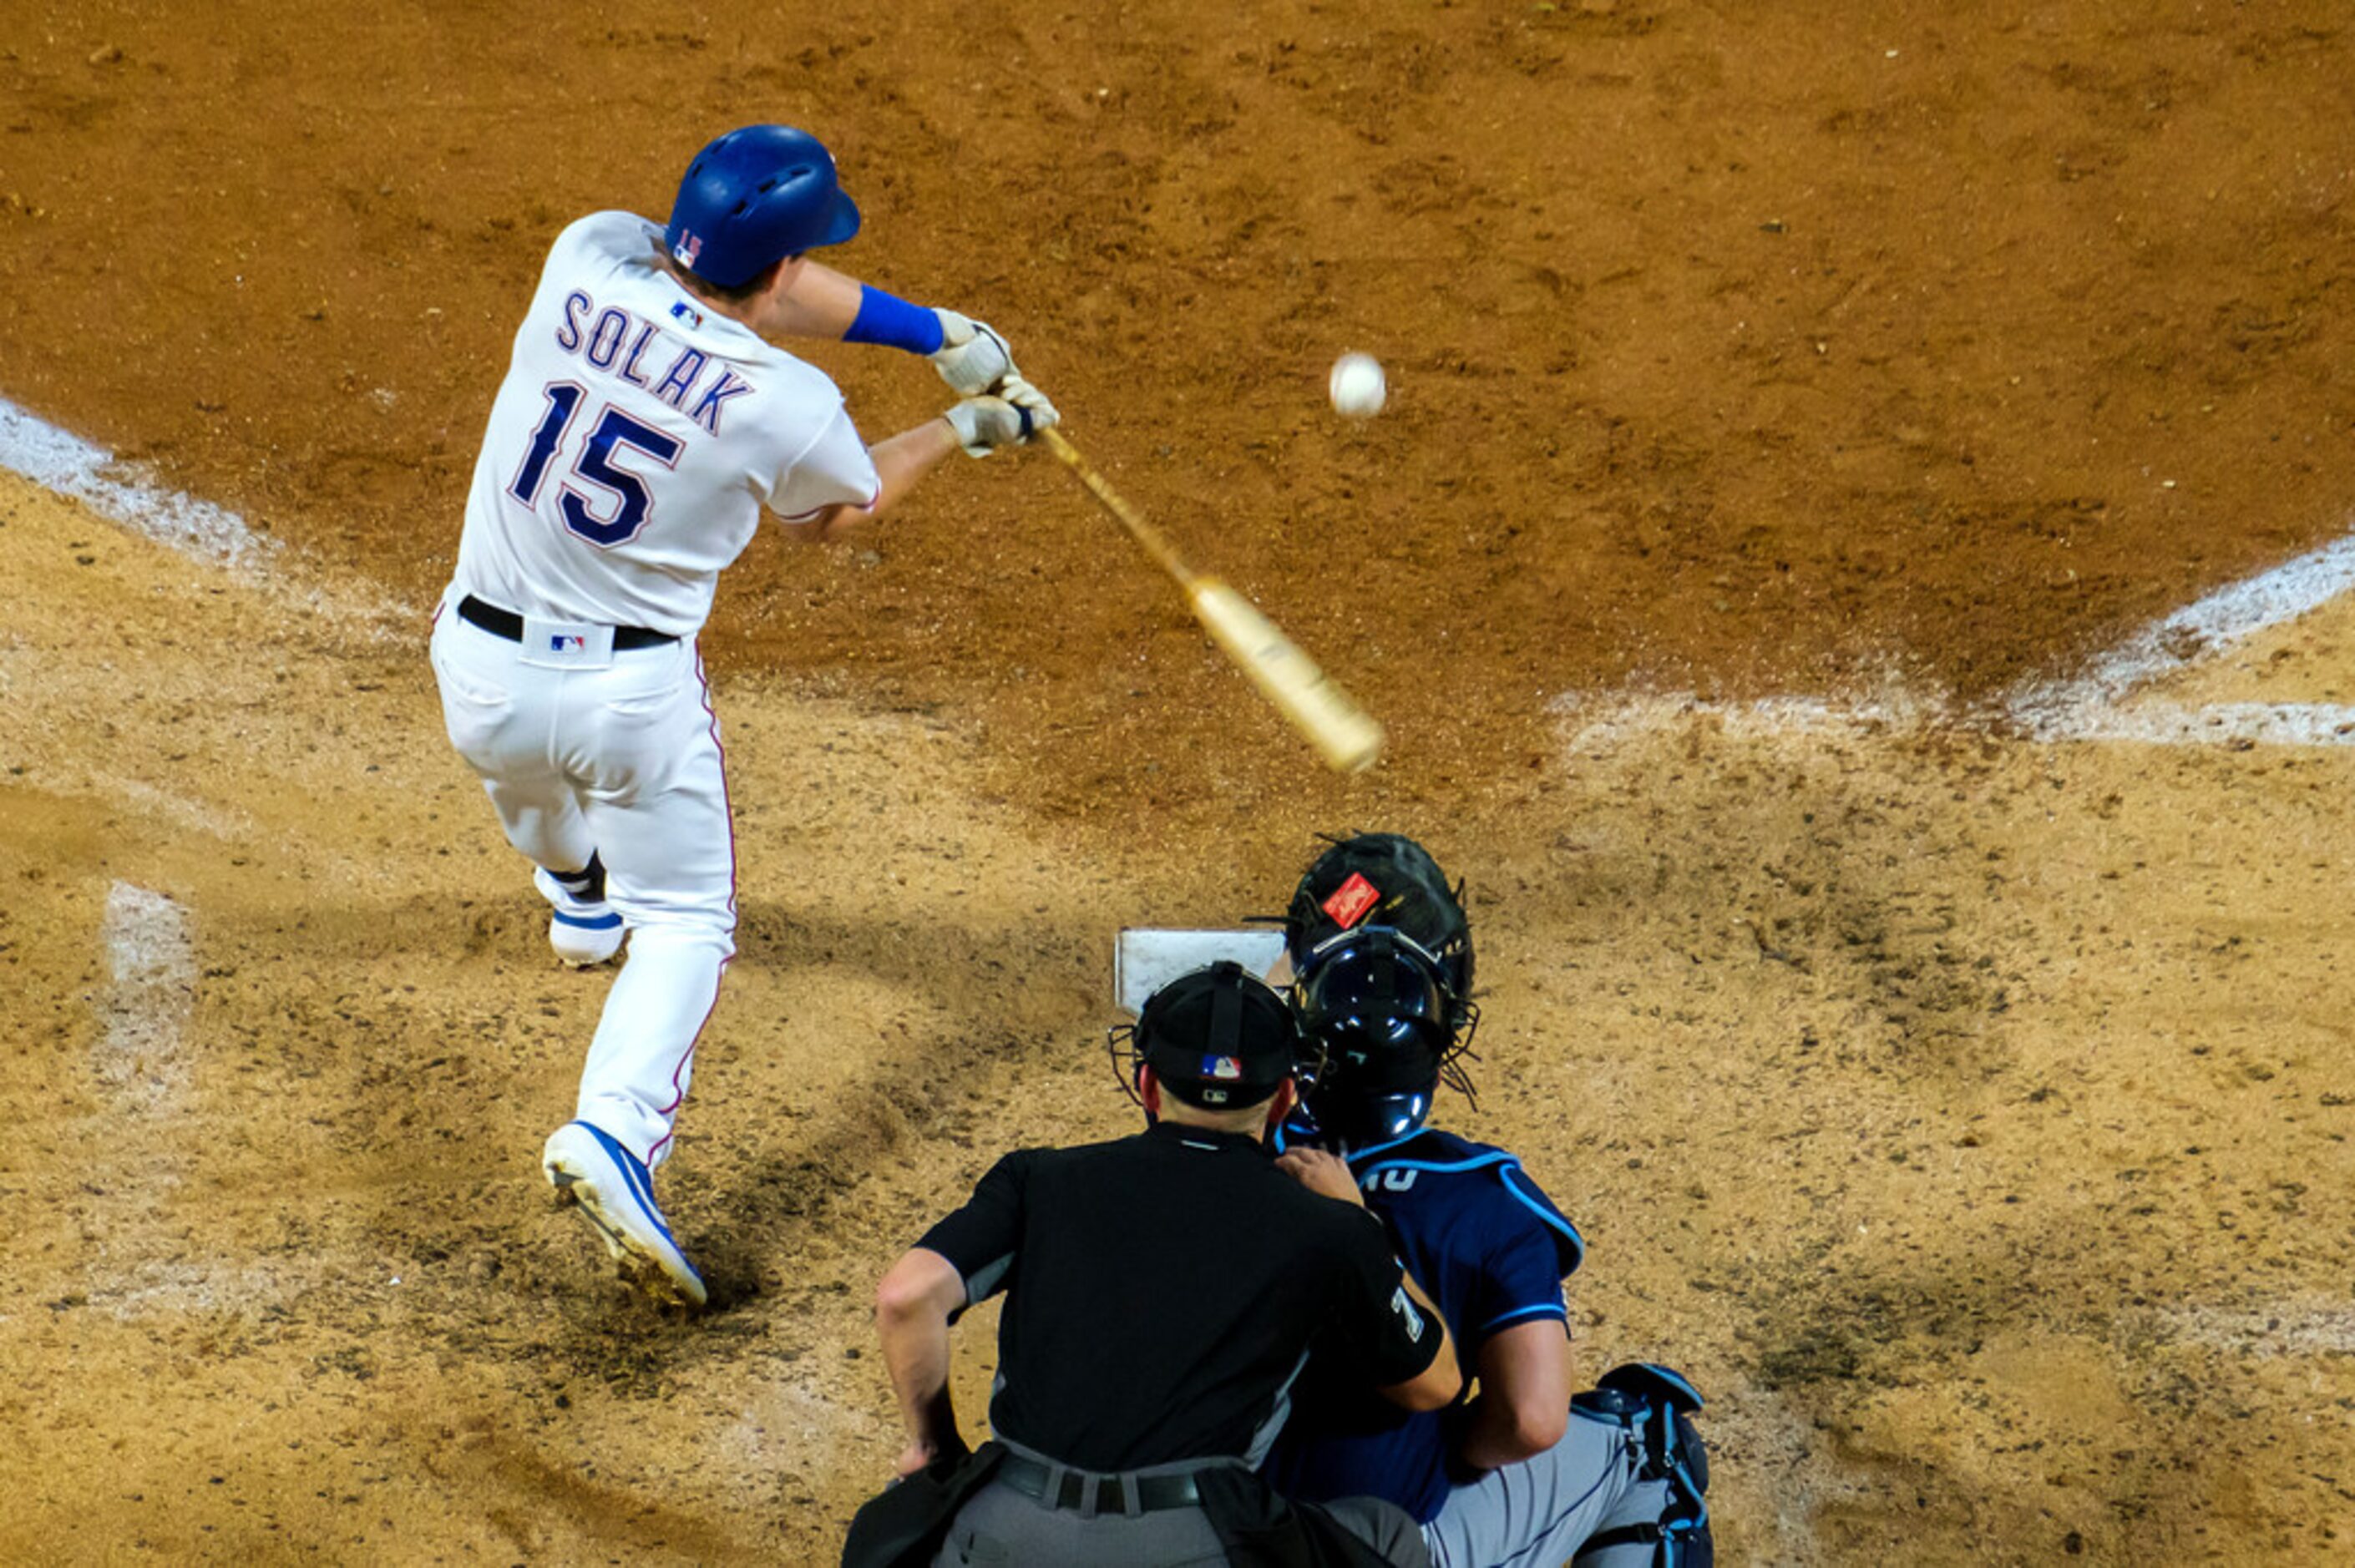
1275;1147;1366;1209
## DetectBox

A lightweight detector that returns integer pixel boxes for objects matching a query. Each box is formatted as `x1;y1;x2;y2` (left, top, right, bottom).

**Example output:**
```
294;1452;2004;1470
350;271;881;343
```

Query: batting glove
929;309;1016;397
944;375;1059;458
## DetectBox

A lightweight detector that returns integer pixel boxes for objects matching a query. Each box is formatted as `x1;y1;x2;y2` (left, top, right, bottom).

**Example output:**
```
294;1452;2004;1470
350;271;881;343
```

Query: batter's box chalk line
2144;1299;2355;1358
0;393;268;569
1556;521;2355;752
1552;685;1946;753
99;882;195;1110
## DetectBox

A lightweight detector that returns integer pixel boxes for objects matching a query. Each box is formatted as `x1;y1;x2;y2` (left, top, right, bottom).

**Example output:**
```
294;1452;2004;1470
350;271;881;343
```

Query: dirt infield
3;2;2353;1561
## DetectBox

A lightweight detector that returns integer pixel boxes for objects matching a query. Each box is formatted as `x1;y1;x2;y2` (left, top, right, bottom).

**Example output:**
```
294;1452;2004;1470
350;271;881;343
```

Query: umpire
857;963;1461;1567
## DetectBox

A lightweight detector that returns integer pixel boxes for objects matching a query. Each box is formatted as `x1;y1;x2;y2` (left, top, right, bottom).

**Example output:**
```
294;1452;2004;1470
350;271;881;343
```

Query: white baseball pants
429;599;736;1169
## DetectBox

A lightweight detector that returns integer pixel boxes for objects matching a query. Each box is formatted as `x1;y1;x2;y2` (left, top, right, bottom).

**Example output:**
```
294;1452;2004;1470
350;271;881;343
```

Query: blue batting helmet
665;125;861;288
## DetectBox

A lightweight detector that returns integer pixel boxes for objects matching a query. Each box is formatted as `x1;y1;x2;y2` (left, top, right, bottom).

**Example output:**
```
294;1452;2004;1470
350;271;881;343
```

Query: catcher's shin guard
1571;1363;1712;1567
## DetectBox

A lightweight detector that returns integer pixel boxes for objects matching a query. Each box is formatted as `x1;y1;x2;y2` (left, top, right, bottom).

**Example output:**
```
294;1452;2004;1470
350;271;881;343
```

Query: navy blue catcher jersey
1261;1125;1585;1523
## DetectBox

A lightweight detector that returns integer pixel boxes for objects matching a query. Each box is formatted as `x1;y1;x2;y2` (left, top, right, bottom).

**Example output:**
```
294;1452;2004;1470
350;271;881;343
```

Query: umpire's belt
995;1454;1203;1515
458;595;676;650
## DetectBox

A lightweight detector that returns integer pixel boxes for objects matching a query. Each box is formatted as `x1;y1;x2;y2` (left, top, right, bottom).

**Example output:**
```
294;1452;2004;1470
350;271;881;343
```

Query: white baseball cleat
534;865;625;967
541;1120;708;1308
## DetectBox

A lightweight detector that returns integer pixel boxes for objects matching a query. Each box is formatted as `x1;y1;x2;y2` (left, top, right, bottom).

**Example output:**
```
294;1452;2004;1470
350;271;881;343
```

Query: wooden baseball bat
1038;427;1385;774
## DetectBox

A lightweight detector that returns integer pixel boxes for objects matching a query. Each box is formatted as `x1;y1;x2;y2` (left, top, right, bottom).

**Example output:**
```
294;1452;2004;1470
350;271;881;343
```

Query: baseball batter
430;124;1056;1307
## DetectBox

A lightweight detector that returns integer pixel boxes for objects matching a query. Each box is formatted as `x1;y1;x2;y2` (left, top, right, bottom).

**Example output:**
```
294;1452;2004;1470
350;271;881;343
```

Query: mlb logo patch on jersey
1322;872;1381;929
670;300;704;329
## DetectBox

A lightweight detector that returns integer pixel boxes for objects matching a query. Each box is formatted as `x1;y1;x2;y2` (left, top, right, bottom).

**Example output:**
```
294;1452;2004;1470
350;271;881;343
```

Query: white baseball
1329;352;1386;418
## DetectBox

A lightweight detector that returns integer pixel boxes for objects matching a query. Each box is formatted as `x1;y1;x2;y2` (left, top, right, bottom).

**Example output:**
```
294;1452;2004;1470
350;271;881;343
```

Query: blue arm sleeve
844;285;945;355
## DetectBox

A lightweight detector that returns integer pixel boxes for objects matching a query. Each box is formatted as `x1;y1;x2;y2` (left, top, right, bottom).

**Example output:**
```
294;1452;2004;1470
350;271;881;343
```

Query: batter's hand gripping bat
1038;427;1385;774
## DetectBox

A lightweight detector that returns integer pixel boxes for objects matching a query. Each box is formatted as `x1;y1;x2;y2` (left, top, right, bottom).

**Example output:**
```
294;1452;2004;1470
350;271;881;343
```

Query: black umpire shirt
916;1120;1447;1474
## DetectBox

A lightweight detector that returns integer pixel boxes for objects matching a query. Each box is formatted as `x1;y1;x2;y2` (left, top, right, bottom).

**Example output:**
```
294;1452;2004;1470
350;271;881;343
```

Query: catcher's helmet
1284;832;1473;1030
1293;928;1473;1143
1112;961;1315;1111
666;125;861;288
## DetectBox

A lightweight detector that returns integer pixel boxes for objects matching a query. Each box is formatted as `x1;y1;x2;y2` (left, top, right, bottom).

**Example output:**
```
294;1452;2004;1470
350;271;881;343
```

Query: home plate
1113;928;1289;1014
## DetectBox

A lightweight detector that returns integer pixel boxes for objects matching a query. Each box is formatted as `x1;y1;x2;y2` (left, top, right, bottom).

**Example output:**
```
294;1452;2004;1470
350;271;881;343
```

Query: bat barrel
1039;429;1385;774
1191;579;1385;773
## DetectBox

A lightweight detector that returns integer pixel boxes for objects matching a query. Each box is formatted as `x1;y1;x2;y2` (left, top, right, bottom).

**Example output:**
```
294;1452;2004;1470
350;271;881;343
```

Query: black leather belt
996;1454;1204;1514
457;594;676;650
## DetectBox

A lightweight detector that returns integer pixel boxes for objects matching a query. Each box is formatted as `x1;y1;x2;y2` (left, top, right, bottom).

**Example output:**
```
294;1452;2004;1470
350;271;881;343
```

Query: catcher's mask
1107;961;1318;1113
1283;832;1475;1034
1292;926;1479;1144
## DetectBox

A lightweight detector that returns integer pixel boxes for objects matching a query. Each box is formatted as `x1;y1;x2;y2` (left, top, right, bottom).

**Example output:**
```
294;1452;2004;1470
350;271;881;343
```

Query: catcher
1263;833;1714;1567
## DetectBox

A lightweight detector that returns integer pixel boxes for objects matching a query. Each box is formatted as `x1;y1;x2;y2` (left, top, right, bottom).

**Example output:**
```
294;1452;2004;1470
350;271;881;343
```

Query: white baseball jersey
453;211;880;638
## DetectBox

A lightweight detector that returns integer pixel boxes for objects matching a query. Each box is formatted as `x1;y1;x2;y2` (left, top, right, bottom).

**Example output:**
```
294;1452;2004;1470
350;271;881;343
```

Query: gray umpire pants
930;1479;1228;1566
1423;1409;1668;1568
933;1474;1431;1567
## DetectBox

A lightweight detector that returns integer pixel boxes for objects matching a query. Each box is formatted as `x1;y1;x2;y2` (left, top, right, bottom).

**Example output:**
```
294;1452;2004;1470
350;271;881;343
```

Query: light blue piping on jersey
1498;1162;1587;1274
1338;1126;1428;1163
1346;1146;1589;1276
1478;1299;1569;1335
1355;1151;1517;1176
1267;1125;1592;1282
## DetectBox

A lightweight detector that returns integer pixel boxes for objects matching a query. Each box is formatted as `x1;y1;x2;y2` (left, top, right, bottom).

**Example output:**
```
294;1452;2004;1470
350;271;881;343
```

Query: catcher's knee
1571;1363;1711;1568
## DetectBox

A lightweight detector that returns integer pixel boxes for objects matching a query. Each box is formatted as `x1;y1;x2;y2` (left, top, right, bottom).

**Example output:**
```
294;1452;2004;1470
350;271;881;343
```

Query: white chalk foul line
2043;701;2355;747
1557;524;2355;751
2010;525;2355;742
0;393;266;569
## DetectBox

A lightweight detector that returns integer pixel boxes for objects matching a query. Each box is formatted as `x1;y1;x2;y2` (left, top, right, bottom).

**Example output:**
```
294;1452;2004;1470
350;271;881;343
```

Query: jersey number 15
509;382;683;548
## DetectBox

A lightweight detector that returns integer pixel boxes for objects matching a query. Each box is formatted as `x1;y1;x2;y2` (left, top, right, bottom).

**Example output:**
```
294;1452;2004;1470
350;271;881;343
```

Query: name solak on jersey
554;291;752;437
509;293;757;547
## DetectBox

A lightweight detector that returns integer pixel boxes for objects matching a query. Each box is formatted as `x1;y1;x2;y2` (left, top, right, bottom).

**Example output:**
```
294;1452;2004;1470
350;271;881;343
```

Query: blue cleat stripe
552;909;624;930
575;1122;686;1255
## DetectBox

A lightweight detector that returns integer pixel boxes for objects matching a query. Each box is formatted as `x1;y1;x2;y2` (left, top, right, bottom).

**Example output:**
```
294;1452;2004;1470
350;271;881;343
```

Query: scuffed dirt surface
4;474;2352;1562
3;1;2355;1560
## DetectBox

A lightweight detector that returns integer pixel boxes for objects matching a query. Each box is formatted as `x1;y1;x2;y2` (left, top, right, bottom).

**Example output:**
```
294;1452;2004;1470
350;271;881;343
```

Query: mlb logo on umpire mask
1130;962;1309;1109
